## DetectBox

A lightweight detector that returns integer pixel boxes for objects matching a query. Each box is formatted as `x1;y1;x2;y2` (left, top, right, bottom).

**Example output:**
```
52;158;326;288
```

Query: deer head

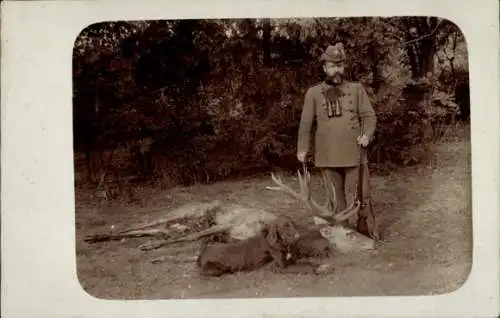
265;164;375;252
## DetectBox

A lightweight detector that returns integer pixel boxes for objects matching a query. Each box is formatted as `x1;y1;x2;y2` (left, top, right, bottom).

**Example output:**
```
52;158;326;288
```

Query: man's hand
297;151;307;162
357;134;370;147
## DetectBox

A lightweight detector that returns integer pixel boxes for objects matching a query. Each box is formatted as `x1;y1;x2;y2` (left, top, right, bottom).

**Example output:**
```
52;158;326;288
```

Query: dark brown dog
196;216;300;277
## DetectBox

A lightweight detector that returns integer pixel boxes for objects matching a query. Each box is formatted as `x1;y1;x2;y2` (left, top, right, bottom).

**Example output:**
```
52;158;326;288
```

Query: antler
266;165;360;224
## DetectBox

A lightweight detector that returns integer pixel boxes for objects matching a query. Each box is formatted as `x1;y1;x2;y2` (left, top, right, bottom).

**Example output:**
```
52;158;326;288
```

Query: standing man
296;42;380;240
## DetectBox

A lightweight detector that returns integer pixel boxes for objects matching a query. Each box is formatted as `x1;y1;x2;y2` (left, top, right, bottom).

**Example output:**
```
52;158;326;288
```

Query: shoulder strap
356;146;364;206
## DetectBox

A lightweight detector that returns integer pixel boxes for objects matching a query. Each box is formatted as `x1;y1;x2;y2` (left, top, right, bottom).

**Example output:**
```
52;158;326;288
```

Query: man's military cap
320;42;346;63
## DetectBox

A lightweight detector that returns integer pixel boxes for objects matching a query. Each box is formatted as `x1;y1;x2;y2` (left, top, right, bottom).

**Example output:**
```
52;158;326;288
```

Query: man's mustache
328;71;344;76
328;73;344;78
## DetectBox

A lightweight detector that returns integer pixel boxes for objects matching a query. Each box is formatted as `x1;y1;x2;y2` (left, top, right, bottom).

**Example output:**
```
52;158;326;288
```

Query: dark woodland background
72;17;469;190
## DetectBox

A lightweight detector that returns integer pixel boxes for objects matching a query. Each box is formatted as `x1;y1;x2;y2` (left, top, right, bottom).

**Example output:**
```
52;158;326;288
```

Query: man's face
323;61;345;84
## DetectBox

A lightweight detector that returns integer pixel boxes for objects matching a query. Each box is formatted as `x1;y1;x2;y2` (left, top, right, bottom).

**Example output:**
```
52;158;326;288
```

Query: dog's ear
279;219;300;244
260;227;269;236
265;222;281;248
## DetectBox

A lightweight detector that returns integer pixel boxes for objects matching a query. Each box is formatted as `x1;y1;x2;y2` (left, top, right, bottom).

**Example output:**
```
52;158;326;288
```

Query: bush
73;19;466;188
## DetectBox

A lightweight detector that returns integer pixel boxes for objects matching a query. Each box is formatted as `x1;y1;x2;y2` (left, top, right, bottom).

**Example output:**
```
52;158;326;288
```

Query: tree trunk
262;19;272;67
368;45;382;94
404;17;438;79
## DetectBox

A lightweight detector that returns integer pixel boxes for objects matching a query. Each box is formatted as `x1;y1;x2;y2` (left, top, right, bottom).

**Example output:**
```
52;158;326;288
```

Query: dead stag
84;168;376;255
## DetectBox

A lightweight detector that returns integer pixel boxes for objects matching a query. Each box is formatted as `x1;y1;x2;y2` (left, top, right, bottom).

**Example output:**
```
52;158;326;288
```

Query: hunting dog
196;216;301;277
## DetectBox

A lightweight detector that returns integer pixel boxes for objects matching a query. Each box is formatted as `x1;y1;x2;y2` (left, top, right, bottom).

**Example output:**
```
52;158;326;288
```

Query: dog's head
262;216;300;251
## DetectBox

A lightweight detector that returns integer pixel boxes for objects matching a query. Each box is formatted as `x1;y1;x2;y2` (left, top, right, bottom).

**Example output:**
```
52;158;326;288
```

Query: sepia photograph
2;1;498;317
74;17;472;299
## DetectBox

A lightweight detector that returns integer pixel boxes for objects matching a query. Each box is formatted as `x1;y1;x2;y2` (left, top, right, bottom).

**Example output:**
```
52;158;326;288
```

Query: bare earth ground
75;128;472;300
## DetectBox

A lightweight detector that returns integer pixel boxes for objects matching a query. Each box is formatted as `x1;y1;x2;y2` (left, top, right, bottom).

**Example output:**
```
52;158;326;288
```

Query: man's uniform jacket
297;81;377;167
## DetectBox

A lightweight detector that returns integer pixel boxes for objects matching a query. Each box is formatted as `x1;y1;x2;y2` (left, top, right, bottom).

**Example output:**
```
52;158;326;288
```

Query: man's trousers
320;163;380;240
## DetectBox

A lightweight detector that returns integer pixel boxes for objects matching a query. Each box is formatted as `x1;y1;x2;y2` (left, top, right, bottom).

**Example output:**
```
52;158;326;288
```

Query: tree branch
401;20;443;46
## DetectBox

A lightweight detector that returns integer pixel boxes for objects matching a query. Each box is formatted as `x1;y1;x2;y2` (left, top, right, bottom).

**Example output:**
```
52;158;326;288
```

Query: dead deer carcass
265;167;376;253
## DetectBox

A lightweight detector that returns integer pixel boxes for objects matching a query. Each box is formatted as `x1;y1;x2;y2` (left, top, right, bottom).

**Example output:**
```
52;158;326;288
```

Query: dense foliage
73;17;469;187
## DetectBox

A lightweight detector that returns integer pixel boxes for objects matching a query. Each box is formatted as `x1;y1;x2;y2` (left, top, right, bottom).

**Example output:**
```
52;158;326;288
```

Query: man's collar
321;80;346;90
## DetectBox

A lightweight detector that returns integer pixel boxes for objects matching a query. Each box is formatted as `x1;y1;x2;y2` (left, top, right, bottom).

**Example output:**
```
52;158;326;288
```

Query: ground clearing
75;129;472;299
